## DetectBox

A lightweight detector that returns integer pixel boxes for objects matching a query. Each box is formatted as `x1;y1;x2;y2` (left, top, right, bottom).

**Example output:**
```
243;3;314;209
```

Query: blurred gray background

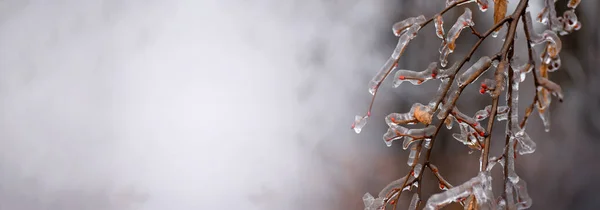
0;0;598;210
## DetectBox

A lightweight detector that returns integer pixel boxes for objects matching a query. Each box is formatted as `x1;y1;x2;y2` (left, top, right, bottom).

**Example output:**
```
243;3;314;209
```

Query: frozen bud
352;115;369;134
568;0;581;9
457;56;492;87
392;15;426;37
476;0;489;12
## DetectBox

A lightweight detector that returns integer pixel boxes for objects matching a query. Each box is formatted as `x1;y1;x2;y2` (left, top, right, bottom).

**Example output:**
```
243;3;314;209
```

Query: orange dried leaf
414;105;433;125
493;0;508;33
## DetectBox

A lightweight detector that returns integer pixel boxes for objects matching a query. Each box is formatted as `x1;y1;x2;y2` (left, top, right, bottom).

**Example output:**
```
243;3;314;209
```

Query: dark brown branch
481;0;529;171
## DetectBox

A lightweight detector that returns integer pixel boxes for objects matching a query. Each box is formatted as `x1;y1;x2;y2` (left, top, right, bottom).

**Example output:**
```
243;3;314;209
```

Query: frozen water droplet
352;115;369;133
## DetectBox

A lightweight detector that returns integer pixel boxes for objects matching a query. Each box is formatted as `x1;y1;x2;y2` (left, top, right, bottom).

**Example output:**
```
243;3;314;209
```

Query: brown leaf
493;0;508;33
466;195;478;210
414;105;432;125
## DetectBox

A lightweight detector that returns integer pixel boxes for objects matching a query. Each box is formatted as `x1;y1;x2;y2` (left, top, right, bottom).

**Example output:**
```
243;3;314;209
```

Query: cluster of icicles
352;1;580;210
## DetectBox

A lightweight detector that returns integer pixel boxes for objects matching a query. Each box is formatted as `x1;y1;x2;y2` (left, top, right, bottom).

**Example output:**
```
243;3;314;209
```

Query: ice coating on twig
352;115;369;134
378;175;409;198
451;107;487;136
384;124;436;148
408;193;420;210
368;57;396;96
537;77;564;102
413;164;423;178
363;193;385;210
394;62;450;87
392;24;421;59
440;8;474;67
457;56;492;87
392;15;426;37
524;11;542;42
423;171;493;210
515;130;536;155
428;62;458;109
511;58;533;82
435;15;445;39
446;0;487;11
531;30;561;61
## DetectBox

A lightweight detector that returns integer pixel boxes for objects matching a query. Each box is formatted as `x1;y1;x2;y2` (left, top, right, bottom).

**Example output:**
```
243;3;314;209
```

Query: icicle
352;115;369;134
451;107;487;136
505;181;517;210
393;62;440;87
413;164;423;178
408;193;420;210
440;8;474;67
513;178;532;209
407;144;418;166
515;130;536;155
445;114;455;129
423;138;432;149
378;175;409;198
568;0;581;9
392;15;426;37
368;57;396;95
457;56;492;87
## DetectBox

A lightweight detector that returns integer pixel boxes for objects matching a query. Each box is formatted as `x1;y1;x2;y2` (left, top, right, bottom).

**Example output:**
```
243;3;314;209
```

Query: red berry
479;88;485;94
399;75;405;80
431;73;437;78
